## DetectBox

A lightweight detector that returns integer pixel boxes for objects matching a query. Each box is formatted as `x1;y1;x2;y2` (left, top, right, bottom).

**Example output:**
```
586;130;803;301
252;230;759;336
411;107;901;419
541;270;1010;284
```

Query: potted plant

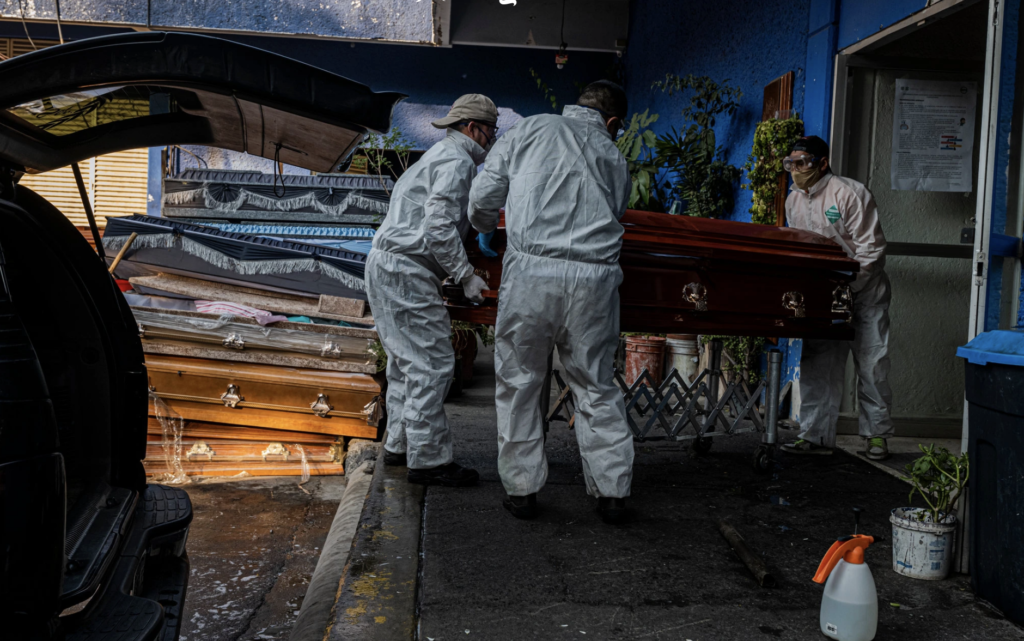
891;444;970;580
448;321;494;396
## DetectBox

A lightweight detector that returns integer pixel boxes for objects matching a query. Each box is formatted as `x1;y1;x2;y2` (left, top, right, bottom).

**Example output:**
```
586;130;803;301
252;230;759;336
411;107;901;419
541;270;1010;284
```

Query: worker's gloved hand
477;231;498;257
461;274;488;304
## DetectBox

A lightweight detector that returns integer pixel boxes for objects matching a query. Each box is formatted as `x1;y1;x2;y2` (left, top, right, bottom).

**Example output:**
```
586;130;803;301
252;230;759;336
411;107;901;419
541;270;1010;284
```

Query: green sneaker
780;439;833;455
865;437;890;461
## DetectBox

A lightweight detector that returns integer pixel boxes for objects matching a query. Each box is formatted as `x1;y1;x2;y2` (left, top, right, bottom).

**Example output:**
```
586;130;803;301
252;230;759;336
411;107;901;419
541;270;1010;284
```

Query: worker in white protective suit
780;135;893;461
364;94;497;486
468;81;634;523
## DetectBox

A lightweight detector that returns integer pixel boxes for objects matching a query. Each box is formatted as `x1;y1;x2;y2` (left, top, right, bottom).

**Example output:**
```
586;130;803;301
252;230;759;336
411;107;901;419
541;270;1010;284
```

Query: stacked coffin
104;170;390;479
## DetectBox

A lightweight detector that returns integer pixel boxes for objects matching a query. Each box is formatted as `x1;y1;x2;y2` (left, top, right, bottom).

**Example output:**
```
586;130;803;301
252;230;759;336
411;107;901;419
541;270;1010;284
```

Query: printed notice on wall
891;79;977;192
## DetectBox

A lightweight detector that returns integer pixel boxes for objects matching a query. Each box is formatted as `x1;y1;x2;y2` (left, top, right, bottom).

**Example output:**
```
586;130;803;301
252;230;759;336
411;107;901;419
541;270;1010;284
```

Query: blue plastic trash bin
957;330;1024;625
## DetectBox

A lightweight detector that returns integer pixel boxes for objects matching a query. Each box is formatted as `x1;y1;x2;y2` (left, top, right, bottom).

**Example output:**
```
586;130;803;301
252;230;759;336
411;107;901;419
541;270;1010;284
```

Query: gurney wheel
753;445;775;474
691;436;713;455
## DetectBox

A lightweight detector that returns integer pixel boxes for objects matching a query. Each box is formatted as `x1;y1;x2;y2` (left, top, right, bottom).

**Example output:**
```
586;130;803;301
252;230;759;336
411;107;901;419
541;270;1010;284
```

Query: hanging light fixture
555;0;568;69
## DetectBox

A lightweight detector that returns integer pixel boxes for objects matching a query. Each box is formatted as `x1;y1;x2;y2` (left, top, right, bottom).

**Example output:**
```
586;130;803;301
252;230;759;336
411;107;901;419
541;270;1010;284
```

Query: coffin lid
0;32;406;174
621;210;861;273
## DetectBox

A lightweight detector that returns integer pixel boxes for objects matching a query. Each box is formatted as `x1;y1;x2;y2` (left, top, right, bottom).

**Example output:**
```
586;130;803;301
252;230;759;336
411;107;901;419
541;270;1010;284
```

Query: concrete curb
289;460;376;641
327;459;424;640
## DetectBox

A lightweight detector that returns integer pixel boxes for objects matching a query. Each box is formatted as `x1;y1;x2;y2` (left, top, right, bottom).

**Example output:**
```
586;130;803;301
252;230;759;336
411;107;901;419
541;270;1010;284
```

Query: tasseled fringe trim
163;185;390;217
103;233;366;292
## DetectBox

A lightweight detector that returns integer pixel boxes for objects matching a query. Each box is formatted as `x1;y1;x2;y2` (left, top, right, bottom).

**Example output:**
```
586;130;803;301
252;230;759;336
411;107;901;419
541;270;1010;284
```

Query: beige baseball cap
431;94;499;129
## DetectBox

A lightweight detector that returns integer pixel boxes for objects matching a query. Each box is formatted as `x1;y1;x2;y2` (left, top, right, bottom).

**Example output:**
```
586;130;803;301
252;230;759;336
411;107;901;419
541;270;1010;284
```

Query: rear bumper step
65;484;192;641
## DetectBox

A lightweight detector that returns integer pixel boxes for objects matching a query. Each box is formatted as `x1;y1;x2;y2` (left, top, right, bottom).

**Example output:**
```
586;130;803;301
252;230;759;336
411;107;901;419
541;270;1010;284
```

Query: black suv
0;32;400;639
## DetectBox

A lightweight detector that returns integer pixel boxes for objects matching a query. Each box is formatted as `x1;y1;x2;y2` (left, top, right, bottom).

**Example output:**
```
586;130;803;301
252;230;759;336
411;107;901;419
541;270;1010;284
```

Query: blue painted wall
804;0;839;142
623;0;811;223
992;1;1020;331
837;0;929;50
990;1;1024;330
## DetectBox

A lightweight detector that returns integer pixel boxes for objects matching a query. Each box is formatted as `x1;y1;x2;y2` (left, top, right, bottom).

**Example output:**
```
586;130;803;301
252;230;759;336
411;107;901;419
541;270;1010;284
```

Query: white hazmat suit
365;130;486;469
468;105;635;498
785;172;894;447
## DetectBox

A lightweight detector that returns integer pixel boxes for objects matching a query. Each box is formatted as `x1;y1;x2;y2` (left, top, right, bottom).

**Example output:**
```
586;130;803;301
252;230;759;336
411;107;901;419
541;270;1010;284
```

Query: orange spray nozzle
812;534;879;584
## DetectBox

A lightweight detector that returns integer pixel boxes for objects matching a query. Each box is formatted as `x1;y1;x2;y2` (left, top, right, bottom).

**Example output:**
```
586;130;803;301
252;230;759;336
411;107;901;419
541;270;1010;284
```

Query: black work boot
502;493;538;520
597;497;629;524
382;449;407;467
407;462;479;487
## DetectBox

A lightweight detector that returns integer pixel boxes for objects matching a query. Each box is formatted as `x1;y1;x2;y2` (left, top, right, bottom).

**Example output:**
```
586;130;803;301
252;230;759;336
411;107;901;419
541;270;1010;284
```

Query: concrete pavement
424;344;1022;640
324;342;1023;640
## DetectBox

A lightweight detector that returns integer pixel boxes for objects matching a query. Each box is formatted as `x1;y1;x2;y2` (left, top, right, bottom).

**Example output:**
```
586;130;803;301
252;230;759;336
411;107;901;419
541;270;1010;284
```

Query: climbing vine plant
529;68;560;112
742;115;804;225
615;109;666;211
651;74;744;219
699;116;800;383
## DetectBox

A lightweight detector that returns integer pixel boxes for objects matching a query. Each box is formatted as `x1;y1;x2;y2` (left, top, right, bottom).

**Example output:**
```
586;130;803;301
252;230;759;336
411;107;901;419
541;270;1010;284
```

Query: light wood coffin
444;210;860;340
133;307;378;373
144;457;345;477
146;417;342;444
146;355;382;438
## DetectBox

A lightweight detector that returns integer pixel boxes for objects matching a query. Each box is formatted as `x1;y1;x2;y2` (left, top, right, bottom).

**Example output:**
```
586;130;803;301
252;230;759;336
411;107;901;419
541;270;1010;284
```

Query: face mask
468;137;489;165
481;126;496;152
792;166;823;191
466;125;493;164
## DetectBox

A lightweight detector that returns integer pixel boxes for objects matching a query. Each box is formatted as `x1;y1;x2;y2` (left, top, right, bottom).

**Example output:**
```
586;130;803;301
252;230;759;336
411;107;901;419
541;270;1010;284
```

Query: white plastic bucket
890;507;956;580
665;334;699;382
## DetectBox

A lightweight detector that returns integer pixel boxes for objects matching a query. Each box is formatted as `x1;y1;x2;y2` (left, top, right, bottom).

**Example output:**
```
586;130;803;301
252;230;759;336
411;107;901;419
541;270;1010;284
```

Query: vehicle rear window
6;85;178;136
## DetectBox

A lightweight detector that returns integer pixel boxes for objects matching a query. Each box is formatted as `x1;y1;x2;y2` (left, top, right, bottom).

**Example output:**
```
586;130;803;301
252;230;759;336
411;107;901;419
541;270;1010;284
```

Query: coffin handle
186;441;215;461
321;340;344;359
683;282;708;312
831;285;853;320
262;442;290;462
311;393;334;418
782;291;806;318
220;384;244;408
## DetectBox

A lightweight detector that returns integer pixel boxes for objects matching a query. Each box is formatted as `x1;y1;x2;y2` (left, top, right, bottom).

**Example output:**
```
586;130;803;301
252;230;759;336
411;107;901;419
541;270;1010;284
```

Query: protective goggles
783;155;819;172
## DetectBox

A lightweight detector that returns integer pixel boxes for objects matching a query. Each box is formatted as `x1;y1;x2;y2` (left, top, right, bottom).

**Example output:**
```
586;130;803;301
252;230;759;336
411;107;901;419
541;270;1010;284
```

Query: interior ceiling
872;0;988;61
449;0;629;52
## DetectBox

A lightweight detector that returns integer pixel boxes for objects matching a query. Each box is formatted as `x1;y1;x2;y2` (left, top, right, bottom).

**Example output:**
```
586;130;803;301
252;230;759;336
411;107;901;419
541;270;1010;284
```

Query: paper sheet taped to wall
891;79;977;192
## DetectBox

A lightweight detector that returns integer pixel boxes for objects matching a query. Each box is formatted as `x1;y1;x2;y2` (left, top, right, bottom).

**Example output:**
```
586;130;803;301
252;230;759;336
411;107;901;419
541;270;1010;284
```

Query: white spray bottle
812;509;881;641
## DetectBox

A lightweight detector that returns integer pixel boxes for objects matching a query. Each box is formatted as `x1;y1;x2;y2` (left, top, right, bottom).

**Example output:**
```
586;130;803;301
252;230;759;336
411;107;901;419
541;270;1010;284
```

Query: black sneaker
407;462;479;487
597;497;629;524
780;439;833;455
382;449;407;467
502;493;538;520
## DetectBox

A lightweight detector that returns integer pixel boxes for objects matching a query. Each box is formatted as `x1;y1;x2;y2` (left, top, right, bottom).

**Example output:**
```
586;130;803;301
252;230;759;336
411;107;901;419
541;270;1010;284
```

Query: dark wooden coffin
146;355;382;439
444;210;859;340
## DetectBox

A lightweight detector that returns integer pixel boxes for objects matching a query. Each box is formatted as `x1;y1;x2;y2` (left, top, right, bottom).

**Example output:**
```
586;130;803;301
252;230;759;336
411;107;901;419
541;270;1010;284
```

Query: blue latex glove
477;231;498;257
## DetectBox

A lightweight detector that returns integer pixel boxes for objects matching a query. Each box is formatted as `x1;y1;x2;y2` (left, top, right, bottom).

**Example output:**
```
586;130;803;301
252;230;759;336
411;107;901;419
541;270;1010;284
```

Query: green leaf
630;138;643;162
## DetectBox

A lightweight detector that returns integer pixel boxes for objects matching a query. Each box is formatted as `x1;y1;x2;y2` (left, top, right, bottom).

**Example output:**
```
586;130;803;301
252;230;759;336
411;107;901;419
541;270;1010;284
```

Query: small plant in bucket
890;444;970;580
903;444;970;524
